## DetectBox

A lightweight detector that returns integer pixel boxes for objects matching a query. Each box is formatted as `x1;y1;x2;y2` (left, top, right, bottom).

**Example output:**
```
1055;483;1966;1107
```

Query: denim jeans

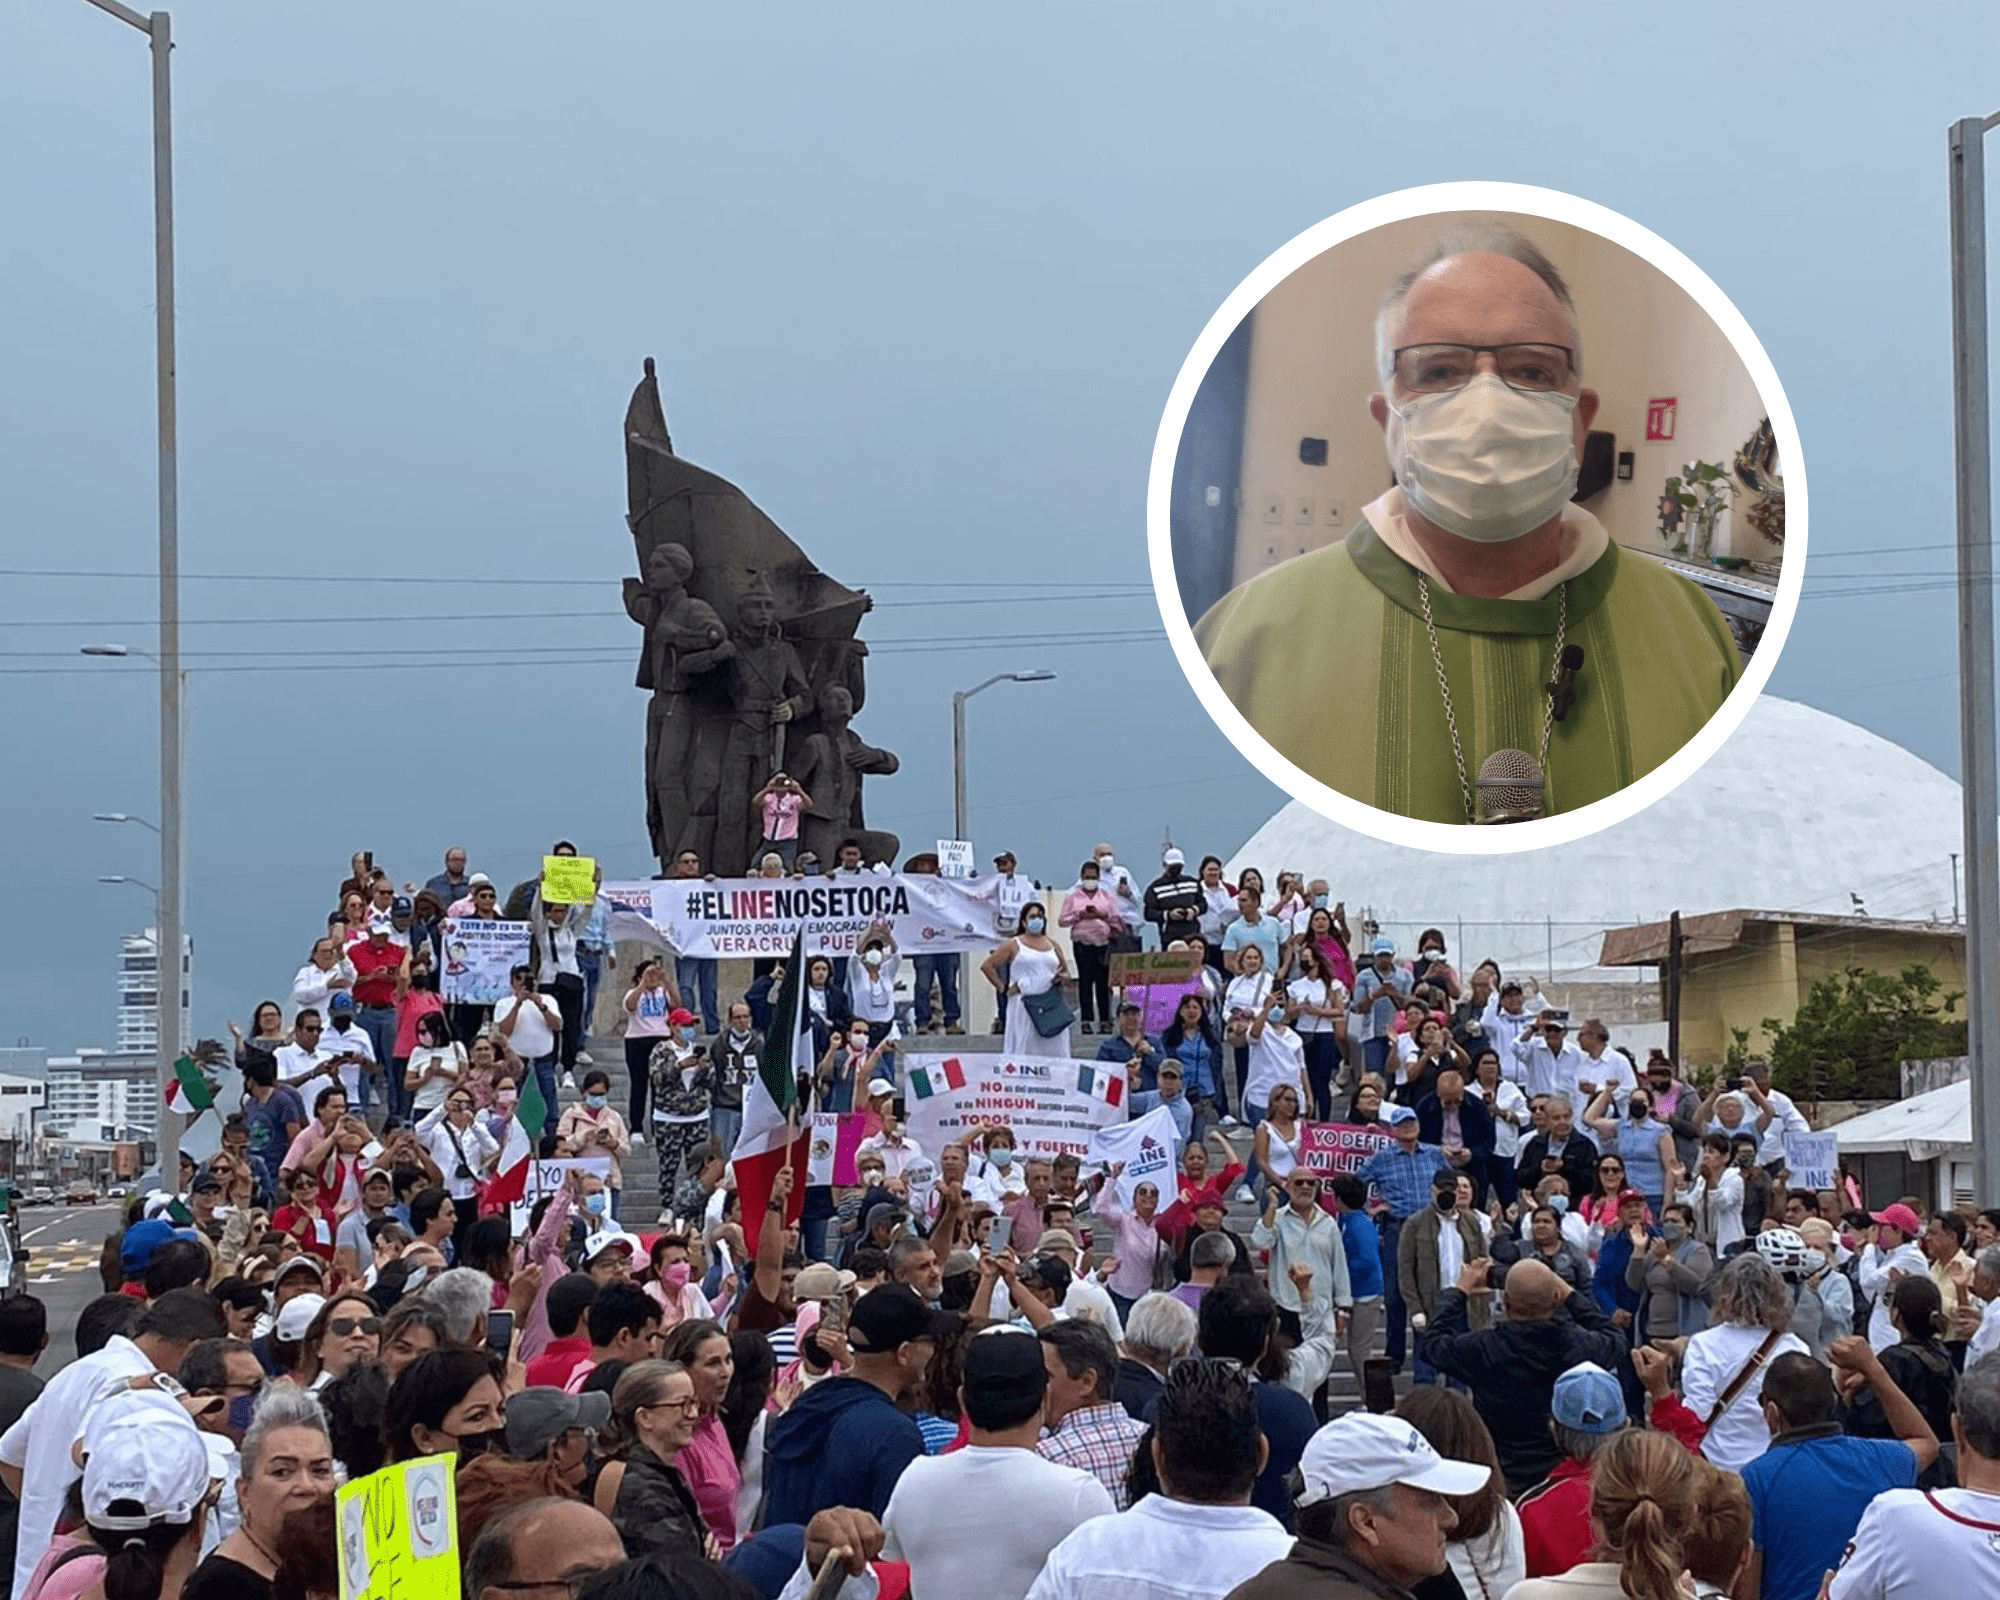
1377;1212;1409;1366
1363;1036;1393;1079
710;1106;743;1163
579;948;604;1042
677;956;720;1034
357;1006;397;1117
531;1056;560;1138
913;954;961;1028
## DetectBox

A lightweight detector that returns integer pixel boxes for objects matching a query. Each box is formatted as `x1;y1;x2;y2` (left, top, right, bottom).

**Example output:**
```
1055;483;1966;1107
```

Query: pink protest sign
1298;1121;1395;1177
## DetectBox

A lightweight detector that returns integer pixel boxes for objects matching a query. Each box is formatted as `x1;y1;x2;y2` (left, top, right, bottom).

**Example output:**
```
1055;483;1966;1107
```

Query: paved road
13;1201;124;1368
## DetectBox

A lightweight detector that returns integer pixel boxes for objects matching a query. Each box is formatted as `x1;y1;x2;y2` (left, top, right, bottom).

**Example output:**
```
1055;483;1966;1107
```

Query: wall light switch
1292;497;1315;525
1259;493;1283;524
1260;538;1283;565
1323;500;1344;528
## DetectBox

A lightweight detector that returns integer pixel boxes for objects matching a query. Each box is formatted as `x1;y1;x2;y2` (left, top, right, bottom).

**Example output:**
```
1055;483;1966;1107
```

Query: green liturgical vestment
1194;520;1743;823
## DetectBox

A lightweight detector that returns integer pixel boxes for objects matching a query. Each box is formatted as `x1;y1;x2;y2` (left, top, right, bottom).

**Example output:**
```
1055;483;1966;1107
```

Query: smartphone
987;1216;1013;1254
486;1309;514;1359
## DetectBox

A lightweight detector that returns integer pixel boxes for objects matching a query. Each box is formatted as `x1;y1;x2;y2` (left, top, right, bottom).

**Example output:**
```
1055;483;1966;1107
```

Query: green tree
1759;964;1966;1101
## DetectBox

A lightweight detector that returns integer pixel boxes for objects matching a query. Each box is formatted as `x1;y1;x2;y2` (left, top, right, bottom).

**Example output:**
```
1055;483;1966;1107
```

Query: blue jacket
1096;1031;1165;1091
762;1374;924;1526
1336;1209;1386;1301
1592;1224;1652;1318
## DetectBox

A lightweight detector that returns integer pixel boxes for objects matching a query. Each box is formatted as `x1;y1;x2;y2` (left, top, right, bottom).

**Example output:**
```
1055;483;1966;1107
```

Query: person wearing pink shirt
1090;1168;1174;1319
752;773;811;869
1059;859;1127;1036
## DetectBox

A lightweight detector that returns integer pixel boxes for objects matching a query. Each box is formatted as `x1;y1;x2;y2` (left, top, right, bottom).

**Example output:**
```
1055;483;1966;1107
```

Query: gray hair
1977;1244;2000;1285
1709;1251;1794;1334
1299;1485;1399;1550
1551;1418;1625;1461
425;1267;493;1345
1963;1351;2000;1459
1374;221;1584;384
1190;1231;1236;1271
1123;1291;1198;1366
240;1380;330;1477
886;1236;932;1278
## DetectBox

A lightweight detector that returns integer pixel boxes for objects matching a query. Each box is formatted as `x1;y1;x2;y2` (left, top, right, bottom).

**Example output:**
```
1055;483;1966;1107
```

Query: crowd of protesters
0;838;1993;1600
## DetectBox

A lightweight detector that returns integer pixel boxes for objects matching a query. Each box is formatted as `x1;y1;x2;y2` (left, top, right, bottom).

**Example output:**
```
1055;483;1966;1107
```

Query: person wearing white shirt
878;1330;1112;1600
1467;1051;1530;1207
1674;1135;1747;1257
1965;1246;2000;1365
1858;1205;1931;1352
318;997;379;1108
495;963;564;1137
1090;844;1142;923
1509;1011;1586;1113
1023;1355;1292;1600
1573;1020;1638;1119
1741;1062;1812;1168
1252;1172;1353;1314
0;1300;220;1600
1480;980;1540;1060
1681;1253;1809;1473
275;1012;338;1094
420;1088;501;1205
290;936;357;1016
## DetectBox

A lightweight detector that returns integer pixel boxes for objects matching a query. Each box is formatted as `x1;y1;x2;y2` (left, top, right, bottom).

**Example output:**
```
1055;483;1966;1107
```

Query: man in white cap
1223;1412;1491;1600
857;1080;922;1177
1143;848;1204;948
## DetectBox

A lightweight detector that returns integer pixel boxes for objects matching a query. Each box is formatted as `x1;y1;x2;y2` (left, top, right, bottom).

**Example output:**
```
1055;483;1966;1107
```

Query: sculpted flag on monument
603;873;998;957
1083;1102;1181;1208
440;918;530;1005
904;1053;1125;1163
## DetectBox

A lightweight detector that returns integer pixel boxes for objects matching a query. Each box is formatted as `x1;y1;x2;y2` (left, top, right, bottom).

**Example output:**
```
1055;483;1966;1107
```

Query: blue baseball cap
1382;1104;1418;1127
120;1219;198;1278
327;990;356;1014
1552;1362;1627;1434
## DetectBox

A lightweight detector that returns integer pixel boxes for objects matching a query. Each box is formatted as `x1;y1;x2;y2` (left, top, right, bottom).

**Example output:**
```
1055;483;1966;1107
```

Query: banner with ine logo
904;1053;1126;1163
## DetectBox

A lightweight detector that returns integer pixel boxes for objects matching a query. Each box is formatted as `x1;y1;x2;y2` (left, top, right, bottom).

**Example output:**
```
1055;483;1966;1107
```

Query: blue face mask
1548;1194;1569;1215
584;1191;609;1216
991;1147;1015;1168
1267;1006;1287;1025
226;1391;259;1436
585;1094;607;1111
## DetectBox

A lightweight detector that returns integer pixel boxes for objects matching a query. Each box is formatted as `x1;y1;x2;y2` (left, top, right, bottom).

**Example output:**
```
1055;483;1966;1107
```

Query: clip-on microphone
1547;645;1585;723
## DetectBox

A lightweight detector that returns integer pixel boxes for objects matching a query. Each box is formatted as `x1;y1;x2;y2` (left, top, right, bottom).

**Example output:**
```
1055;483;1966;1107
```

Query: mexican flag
733;928;814;1228
1078;1062;1125;1109
163;1055;216;1118
480;1070;548;1213
908;1058;966;1100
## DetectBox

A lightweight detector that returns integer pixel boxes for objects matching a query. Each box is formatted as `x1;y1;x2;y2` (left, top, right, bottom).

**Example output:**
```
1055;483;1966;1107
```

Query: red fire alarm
1645;397;1677;442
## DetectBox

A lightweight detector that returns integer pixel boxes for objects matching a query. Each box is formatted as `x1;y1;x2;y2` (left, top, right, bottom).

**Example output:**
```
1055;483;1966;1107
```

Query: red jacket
524;1335;591;1390
1518;1396;1706;1577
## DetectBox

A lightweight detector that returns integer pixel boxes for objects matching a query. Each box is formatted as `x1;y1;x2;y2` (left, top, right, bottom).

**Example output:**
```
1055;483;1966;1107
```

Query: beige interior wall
1228;210;1783;588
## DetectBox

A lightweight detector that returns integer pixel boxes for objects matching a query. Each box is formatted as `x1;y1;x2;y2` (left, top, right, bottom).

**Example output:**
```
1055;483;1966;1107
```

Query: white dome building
1228;696;1966;984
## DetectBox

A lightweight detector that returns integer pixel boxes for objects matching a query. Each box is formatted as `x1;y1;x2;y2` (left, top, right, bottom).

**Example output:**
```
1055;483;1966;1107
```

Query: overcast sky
3;3;1995;1051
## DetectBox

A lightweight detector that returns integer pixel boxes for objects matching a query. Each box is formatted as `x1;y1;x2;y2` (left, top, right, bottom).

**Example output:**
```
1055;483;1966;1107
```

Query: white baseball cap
1294;1414;1492;1506
273;1292;326;1343
583;1228;639;1264
83;1407;213;1531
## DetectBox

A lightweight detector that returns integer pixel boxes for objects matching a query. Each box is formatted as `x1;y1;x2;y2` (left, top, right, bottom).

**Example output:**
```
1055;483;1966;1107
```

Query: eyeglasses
1392;342;1575;394
328;1317;381;1337
1598;1163;1624;1174
640;1396;702;1417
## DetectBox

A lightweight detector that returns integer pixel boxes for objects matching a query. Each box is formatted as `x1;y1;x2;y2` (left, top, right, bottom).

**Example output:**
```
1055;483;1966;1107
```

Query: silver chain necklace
1418;574;1567;823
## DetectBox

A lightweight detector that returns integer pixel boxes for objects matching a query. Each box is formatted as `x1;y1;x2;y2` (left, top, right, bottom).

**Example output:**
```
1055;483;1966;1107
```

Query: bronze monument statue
623;358;900;876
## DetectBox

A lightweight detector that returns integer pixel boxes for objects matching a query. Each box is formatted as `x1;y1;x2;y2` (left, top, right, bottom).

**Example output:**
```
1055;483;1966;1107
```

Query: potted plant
1662;460;1737;560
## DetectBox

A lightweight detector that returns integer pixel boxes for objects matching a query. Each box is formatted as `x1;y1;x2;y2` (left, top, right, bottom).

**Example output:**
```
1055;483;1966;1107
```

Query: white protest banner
522;1156;612;1199
1784;1131;1839;1191
440;918;530;1005
1083;1102;1181;1208
936;840;975;879
603;874;1002;959
904;1053;1125;1162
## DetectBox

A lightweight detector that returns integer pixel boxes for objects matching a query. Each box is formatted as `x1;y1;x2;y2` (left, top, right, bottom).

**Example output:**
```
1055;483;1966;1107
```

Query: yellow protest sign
541;854;598;904
337;1454;459;1600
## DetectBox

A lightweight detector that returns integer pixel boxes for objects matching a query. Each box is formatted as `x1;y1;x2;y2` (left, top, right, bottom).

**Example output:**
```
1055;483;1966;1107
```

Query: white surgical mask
863;949;884;968
1386;373;1579;543
1096;855;1114;870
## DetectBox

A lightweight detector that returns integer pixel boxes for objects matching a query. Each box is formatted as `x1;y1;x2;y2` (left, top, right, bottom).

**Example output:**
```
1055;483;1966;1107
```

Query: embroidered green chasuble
1194;521;1742;823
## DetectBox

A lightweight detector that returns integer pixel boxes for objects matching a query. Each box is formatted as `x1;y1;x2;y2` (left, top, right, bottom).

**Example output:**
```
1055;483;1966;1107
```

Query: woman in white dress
982;901;1071;1058
1252;1081;1306;1209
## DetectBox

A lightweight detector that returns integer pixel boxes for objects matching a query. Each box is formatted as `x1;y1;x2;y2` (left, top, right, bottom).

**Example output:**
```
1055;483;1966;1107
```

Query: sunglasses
328;1316;381;1337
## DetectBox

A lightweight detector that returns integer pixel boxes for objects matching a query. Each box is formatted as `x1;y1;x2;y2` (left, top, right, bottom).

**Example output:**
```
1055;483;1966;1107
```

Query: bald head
1502;1258;1567;1320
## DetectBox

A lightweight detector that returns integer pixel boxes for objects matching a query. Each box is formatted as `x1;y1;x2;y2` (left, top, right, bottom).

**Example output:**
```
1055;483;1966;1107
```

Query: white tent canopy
1831;1079;1970;1161
1226;696;1967;984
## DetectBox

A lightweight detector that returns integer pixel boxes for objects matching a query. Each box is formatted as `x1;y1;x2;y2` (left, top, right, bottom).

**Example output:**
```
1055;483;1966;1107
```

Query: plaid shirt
1037;1401;1149;1509
1354;1140;1452;1219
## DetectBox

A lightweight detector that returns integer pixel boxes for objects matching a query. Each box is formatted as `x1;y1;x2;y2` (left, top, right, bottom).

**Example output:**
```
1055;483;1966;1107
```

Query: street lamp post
950;671;1056;1032
77;0;181;1192
1950;112;2000;1203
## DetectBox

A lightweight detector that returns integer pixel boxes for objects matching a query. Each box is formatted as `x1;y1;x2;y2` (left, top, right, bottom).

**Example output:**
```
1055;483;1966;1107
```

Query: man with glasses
668;849;721;1034
503;1388;609;1494
1195;222;1740;824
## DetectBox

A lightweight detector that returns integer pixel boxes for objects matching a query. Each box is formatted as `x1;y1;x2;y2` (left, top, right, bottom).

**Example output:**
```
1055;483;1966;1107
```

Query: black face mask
452;1428;507;1465
1627;1099;1649;1120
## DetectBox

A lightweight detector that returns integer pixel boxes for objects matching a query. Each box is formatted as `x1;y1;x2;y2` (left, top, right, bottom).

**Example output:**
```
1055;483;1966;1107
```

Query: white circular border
1146;181;1807;855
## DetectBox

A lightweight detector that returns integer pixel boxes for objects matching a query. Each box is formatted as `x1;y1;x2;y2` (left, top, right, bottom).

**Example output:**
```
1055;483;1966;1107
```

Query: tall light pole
1950;110;2000;1201
951;671;1058;844
76;0;180;1191
951;671;1055;1034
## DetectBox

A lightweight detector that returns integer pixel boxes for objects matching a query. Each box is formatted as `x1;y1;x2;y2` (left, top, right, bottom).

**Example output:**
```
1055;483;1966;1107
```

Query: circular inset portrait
1149;182;1804;851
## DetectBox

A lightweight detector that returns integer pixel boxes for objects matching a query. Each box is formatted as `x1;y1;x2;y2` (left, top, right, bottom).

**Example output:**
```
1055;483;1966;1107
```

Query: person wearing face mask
1059;860;1128;1036
1625;1201;1715;1342
845;924;903;1082
1195;223;1741;824
1581;1081;1676;1216
981;897;1073;1060
557;1070;632;1220
1398;1169;1493;1382
418;1088;500;1256
386;1348;510;1468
